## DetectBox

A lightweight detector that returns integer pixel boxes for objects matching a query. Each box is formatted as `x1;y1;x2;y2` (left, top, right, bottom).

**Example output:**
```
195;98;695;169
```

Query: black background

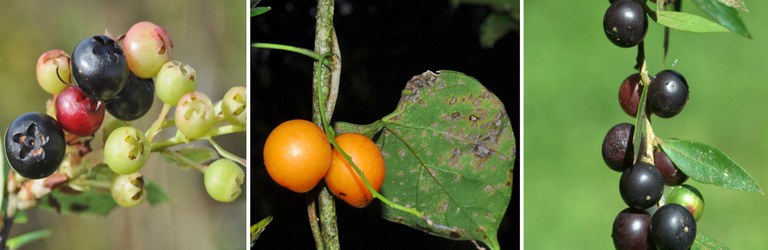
251;0;519;249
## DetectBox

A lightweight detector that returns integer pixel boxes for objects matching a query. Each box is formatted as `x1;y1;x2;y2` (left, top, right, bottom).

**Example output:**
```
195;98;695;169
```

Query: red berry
55;86;105;136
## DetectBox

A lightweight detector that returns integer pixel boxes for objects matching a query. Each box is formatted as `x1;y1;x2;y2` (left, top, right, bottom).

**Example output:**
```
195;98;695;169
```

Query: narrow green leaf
717;0;748;12
479;13;516;48
146;181;171;206
340;70;515;249
692;233;729;250
660;139;763;193
333;121;384;138
692;0;751;38
656;11;729;33
251;7;270;17
251;216;273;247
7;229;51;250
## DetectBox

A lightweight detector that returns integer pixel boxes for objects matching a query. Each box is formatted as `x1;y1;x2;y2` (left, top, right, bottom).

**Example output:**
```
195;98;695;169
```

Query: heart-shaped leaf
337;71;515;249
692;0;750;38
660;139;762;194
656;11;729;33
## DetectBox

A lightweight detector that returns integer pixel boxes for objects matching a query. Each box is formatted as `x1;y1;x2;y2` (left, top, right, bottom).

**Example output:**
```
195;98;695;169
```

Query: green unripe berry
155;60;196;105
175;91;215;139
222;86;246;127
111;172;146;207
666;184;705;221
204;159;244;202
104;126;151;174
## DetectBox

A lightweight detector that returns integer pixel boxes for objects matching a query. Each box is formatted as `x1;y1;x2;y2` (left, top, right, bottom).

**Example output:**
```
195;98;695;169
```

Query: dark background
251;0;518;248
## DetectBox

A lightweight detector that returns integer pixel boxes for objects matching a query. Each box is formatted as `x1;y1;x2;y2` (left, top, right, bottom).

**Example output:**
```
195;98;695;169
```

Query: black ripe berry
651;204;697;250
602;123;635;172
618;73;643;117
612;208;654;250
620;162;664;209
4;112;66;179
71;35;129;101
603;0;648;48
107;73;155;121
648;70;689;118
654;151;688;186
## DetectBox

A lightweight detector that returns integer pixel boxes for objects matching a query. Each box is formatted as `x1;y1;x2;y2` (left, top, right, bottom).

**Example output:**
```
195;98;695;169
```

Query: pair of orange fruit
263;119;385;208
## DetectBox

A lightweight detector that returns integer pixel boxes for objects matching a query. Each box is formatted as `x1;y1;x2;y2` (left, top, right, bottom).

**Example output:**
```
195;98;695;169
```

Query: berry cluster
4;21;247;207
263;119;386;208
602;1;704;249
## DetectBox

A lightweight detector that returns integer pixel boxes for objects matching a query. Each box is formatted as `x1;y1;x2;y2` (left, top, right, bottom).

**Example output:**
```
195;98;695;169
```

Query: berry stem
207;138;246;167
632;61;656;165
150;124;245;152
161;149;207;173
146;103;172;141
252;43;333;68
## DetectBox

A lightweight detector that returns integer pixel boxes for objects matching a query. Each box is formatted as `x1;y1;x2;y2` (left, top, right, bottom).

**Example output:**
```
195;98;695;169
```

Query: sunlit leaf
692;0;750;38
692;233;729;250
656;11;729;33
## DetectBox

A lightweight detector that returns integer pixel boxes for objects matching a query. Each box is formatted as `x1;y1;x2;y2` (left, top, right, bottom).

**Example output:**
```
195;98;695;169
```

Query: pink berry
123;21;174;78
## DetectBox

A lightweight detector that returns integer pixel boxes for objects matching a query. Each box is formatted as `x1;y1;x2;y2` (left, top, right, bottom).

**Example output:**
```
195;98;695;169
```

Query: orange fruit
263;119;331;193
325;133;386;208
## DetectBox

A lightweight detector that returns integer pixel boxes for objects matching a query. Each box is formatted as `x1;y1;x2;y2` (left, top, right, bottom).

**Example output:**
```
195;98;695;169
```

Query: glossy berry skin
222;86;246;127
204;159;245;202
107;74;154;121
325;133;386;208
602;123;634;172
654;151;688;186
111;172;146;207
651;204;697;250
36;49;72;94
155;60;196;105
263;120;331;193
603;0;648;48
71;35;129;101
123;21;174;78
666;184;704;221
612;208;654;250
55;86;105;136
648;70;689;118
618;73;642;117
104;126;151;174
620;162;664;209
4;113;66;179
175;91;215;139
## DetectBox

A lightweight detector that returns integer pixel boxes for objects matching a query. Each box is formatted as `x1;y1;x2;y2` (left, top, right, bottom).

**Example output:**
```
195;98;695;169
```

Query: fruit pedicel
4;21;246;209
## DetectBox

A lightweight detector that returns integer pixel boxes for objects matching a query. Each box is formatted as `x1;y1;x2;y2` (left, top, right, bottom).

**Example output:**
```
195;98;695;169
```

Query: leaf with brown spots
38;189;117;215
336;70;515;249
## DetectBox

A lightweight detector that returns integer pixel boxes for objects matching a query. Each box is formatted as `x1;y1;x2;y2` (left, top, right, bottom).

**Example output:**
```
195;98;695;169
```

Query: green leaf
146;181;171;206
342;70;515;249
250;216;273;247
479;13;516;48
333;121;384;138
251;7;270;17
38;188;118;215
716;0;748;12
7;229;51;250
451;0;517;12
656;11;729;33
692;233;729;250
160;147;218;169
660;139;763;193
692;0;751;38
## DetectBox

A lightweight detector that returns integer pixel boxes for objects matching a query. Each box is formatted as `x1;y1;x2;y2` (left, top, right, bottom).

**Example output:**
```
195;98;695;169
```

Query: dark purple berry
612;208;654;250
604;0;648;48
651;204;697;250
620;162;664;209
4;112;66;179
602;123;635;172
71;35;129;101
648;70;689;118
654;151;688;186
618;73;643;117
107;73;155;121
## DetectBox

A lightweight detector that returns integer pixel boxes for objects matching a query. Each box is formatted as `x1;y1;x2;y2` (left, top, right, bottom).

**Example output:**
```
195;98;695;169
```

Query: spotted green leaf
656;11;729;33
39;188;118;215
692;233;729;250
339;71;515;249
660;139;762;194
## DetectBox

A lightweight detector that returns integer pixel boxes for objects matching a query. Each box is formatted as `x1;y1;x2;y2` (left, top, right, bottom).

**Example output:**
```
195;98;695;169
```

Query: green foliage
692;0;751;37
251;7;271;17
250;216;273;247
693;233;730;250
656;11;729;33
146;182;171;205
7;229;51;250
336;70;515;249
38;188;118;215
660;139;762;193
160;147;218;170
480;13;516;48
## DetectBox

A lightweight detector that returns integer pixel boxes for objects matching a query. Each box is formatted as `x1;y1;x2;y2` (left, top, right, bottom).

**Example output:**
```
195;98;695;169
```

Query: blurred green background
0;1;245;249
525;1;768;249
